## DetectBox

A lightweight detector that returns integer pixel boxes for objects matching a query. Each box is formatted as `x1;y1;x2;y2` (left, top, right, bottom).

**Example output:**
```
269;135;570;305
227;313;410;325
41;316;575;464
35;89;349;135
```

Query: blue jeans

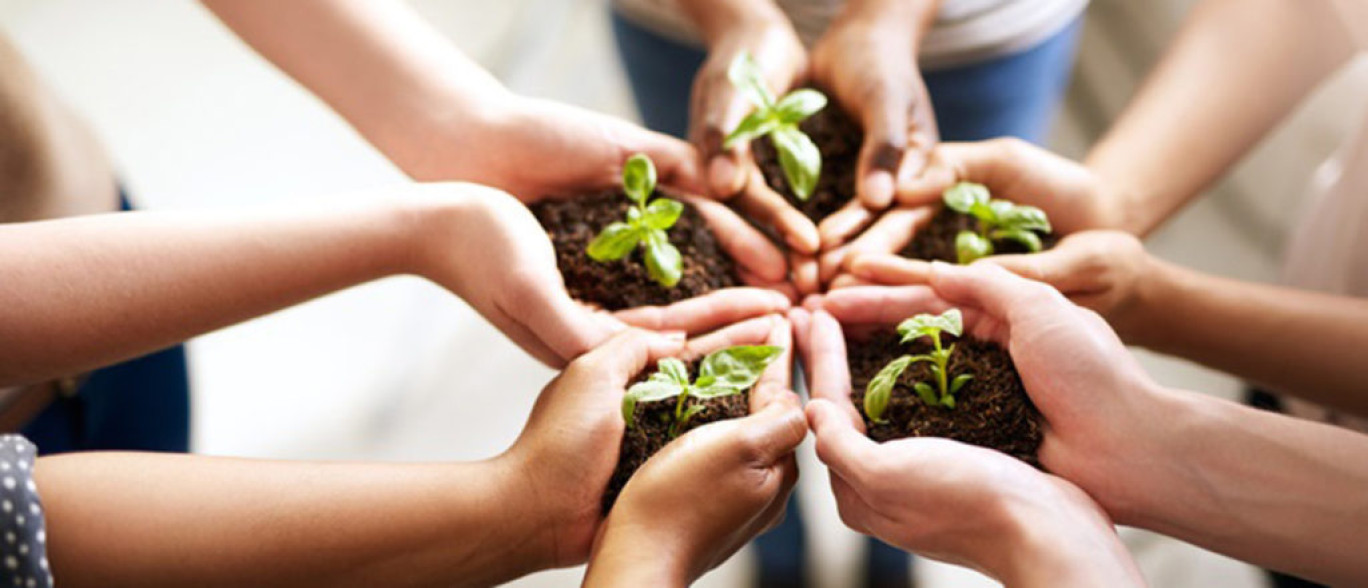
611;12;1082;587
22;191;191;455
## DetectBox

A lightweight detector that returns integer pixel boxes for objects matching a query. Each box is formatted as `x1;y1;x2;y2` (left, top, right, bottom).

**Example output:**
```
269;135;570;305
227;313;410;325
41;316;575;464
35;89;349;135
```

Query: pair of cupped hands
488;260;1159;586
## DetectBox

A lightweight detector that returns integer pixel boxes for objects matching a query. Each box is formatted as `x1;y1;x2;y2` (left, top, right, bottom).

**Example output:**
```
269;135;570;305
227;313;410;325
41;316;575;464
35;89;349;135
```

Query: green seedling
622;345;783;438
943;182;1053;265
587;153;684;287
724;52;826;200
864;309;973;423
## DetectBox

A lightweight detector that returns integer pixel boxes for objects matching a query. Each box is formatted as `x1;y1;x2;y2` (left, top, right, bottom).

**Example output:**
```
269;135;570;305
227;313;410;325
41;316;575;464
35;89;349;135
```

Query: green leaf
950;373;973;394
622;378;686;428
991;228;1044;253
587;222;641;261
727;51;775;109
913;382;939;406
691;384;745;399
643;228;683;288
943;182;990;214
941;394;956;409
673;404;708;437
773;89;827;125
622;153;657;206
641;198;683;230
987;199;1014;222
658;358;690;387
699;345;783;390
771;126;821;201
955;230;993;265
998;204;1051;233
724;110;780;150
896;309;964;343
865;355;911;422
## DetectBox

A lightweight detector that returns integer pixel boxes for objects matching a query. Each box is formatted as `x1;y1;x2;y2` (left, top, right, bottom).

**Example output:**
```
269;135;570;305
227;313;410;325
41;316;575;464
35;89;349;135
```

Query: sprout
622;345;783;438
586;153;684;287
724;52;826;200
943;182;1052;265
864;309;972;423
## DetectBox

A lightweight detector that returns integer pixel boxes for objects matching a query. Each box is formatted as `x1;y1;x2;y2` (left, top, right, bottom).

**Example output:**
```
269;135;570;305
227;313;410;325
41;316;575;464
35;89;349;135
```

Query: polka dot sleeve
0;436;50;588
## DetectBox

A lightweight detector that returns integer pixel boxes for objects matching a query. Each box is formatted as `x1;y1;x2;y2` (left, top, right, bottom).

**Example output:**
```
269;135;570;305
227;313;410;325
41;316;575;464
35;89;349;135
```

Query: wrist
993;484;1141;587
685;1;792;47
1122;254;1181;350
585;519;694;587
841;0;940;38
378;82;515;183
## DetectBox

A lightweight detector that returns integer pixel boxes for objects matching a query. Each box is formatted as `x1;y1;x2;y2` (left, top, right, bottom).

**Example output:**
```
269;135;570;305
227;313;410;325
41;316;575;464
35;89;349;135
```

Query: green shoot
942;182;1052;265
622;345;783;438
723;52;826;201
586;153;684;287
864;309;973;422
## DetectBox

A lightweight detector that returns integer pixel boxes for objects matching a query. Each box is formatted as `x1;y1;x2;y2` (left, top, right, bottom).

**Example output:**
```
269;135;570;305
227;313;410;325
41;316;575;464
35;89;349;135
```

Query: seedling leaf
587;222;640;261
643;228;682;288
725;111;779;150
642;199;683;230
772;126;821;200
913;382;939;406
774;89;828;124
700;345;783;390
865;355;911;423
897;309;963;344
944;182;990;214
727;51;775;109
950;373;973;394
623;153;656;205
991;228;1044;253
955;231;993;265
659;358;690;387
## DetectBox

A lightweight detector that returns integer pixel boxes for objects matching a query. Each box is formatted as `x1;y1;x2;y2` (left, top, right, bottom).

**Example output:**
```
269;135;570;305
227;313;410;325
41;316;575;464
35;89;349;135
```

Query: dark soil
530;190;740;310
604;360;750;512
847;329;1042;465
899;206;1060;262
751;88;861;223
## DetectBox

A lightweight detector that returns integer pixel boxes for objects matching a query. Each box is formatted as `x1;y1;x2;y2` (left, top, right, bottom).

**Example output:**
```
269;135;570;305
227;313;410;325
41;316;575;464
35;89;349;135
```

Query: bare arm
1088;0;1356;234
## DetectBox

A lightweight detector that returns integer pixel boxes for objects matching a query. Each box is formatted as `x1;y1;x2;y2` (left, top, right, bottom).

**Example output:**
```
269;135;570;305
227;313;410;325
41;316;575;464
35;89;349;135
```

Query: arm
1088;0;1356;234
201;0;701;200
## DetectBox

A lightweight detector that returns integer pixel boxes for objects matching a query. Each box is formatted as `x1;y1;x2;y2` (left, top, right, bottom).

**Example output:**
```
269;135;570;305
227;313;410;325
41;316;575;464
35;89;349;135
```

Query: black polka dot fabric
0;436;50;588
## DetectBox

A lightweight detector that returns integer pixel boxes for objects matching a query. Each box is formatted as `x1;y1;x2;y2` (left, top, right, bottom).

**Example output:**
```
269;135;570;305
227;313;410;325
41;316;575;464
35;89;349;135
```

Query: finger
759;314;794;391
614;287;791;334
844;206;933;258
788;307;813;370
686;195;788;283
856;92;909;211
818;285;949;326
566;328;687;386
828;274;875;289
848;254;933;285
732;401;810;466
628;129;706;195
928;261;1069;323
817;199;875;250
737;269;800;303
818;246;851;287
734;166;821;254
807;399;878;481
513;288;626;364
898;139;1022;206
806;311;855;414
977;236;1106;294
690;65;752;197
790;251;821;296
490;311;564;367
684;315;783;359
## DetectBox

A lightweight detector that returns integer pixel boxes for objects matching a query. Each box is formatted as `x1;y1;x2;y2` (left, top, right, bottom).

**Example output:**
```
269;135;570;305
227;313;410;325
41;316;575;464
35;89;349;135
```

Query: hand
803;397;1142;587
584;316;806;586
845;231;1154;341
402;94;705;203
808;265;1182;524
686;8;821;253
407;184;793;367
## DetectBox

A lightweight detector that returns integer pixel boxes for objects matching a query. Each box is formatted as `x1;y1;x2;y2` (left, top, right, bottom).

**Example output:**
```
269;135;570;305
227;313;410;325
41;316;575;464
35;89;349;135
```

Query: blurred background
1;0;1363;586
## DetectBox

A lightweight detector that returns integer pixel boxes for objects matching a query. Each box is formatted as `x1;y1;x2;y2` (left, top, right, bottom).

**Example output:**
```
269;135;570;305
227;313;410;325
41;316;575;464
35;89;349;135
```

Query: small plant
864;309;972;423
587;153;684;287
724;52;826;200
622;345;783;438
943;182;1052;265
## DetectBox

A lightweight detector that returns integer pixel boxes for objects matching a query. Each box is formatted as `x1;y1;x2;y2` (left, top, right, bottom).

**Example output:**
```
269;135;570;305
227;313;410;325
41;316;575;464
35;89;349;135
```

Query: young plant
622;345;783;438
864;309;973;423
723;52;827;200
586;153;684;287
943;181;1053;265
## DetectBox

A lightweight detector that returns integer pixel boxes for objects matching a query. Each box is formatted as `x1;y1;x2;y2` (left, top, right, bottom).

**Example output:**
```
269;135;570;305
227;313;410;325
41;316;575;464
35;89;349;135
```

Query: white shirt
612;0;1089;70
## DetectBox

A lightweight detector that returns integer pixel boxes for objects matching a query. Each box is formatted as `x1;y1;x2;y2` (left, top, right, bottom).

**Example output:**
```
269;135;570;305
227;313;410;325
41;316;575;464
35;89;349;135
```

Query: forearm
1127;257;1368;416
990;484;1144;588
840;0;940;40
201;0;509;180
583;525;691;588
35;452;552;587
0;201;419;385
1086;0;1354;234
1129;391;1368;585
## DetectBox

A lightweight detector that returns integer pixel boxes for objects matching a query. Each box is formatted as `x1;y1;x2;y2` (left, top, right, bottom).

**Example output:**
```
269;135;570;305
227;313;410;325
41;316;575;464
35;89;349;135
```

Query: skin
35;325;805;587
0;183;794;384
583;315;808;587
677;0;941;287
812;264;1368;586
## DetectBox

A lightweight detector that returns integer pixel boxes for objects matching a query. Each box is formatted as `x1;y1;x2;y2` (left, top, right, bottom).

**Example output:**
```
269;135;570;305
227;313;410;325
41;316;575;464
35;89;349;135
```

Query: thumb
726;401;809;467
928;261;1068;323
629;130;706;195
564;328;686;388
856;91;910;210
807;399;877;482
898;140;1015;207
519;289;625;364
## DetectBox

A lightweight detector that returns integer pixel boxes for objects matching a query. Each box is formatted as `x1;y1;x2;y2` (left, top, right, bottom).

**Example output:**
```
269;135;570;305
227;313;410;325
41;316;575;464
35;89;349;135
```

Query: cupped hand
844;231;1153;339
406;94;705;202
584;315;806;586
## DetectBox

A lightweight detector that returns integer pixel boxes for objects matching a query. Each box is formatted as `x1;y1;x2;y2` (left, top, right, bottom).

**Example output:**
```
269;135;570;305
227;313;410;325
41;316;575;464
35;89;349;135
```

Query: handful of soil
900;204;1060;262
751;89;862;223
531;190;740;310
846;329;1043;466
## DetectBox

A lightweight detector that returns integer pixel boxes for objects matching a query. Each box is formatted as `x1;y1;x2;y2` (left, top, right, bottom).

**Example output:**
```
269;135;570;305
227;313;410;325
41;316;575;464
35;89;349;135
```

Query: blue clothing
611;12;1083;587
21;192;191;455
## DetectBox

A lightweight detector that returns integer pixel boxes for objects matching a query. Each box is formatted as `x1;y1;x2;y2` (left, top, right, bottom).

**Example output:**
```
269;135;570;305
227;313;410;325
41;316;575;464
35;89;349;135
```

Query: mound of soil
531;190;740;310
899;206;1060;262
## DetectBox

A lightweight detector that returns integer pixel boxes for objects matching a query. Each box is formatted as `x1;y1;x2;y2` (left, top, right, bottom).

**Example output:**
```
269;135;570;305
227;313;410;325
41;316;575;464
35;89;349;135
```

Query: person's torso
611;0;1089;69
